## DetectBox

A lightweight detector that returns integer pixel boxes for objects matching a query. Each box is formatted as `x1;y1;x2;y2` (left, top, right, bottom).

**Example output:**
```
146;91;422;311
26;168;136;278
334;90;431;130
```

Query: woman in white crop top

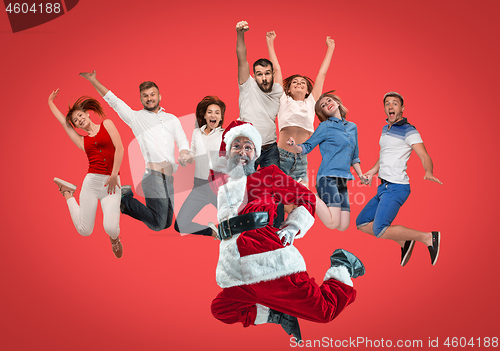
266;31;336;187
174;96;225;238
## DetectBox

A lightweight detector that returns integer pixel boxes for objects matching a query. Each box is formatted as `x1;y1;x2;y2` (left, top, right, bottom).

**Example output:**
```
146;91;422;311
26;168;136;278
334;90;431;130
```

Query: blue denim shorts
278;147;308;183
316;177;350;212
355;179;411;237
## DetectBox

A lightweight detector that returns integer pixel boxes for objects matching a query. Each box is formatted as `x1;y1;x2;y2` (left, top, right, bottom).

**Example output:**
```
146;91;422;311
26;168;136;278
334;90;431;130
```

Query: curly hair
195;96;226;128
66;96;106;127
315;90;348;122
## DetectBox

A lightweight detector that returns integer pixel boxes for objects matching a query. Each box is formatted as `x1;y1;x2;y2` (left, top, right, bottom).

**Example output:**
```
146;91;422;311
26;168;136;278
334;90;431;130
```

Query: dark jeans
121;169;174;231
174;177;217;236
254;142;280;170
255;142;284;228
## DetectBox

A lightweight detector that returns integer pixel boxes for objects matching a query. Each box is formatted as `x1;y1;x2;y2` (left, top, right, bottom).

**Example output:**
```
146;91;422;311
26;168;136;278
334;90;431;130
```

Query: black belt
261;142;276;150
219;212;269;241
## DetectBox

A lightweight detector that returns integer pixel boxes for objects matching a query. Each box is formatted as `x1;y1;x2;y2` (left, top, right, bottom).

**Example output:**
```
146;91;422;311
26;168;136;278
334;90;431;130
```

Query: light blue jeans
278;147;308;183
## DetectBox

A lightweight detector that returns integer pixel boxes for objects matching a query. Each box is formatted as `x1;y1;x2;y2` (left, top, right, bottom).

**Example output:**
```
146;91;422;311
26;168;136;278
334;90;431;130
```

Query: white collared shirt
190;125;223;179
103;91;189;173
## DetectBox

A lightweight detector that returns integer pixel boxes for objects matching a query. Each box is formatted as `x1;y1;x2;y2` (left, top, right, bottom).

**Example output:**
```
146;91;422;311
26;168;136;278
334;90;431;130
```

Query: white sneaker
53;177;77;196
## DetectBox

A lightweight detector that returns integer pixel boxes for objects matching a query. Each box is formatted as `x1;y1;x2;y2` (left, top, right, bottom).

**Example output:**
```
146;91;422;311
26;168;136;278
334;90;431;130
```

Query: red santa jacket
213;165;316;288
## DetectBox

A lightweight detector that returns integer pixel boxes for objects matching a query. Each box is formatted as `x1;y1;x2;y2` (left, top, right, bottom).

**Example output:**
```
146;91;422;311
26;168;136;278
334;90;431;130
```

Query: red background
1;0;499;350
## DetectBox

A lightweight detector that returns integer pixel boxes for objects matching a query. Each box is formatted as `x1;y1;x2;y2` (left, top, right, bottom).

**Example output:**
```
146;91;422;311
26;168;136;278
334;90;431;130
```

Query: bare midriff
146;161;173;176
278;126;313;153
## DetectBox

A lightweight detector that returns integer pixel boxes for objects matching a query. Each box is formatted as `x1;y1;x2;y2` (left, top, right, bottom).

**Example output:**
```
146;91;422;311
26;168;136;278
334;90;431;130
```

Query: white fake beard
227;155;256;178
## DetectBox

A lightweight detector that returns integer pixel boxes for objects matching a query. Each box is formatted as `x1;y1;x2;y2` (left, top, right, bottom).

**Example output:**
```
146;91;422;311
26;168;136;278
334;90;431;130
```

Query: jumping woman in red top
48;89;125;258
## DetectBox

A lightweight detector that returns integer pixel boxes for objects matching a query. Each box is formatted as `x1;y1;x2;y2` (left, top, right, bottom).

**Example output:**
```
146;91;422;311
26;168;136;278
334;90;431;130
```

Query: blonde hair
315;90;348;122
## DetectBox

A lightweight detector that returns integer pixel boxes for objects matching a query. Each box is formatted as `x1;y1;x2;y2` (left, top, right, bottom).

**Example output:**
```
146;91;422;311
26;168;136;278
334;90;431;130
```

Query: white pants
66;173;121;239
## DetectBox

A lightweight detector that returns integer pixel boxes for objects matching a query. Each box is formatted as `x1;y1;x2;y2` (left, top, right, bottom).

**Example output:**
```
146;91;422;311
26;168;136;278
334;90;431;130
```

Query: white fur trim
216;237;307;288
223;124;262;158
324;266;353;287
215;234;243;286
282;205;315;239
254;304;270;325
217;176;247;221
210;156;228;172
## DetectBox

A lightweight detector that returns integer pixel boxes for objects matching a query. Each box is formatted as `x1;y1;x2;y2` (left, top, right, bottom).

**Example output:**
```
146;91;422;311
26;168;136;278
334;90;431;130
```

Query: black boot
330;249;366;278
267;308;302;342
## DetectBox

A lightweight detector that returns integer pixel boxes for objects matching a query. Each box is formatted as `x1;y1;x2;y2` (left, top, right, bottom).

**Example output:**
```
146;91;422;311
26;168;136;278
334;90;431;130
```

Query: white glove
276;224;300;246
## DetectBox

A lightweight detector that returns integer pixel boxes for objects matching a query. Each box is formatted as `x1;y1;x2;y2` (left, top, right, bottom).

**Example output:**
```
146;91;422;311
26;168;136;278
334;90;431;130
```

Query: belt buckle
219;216;232;241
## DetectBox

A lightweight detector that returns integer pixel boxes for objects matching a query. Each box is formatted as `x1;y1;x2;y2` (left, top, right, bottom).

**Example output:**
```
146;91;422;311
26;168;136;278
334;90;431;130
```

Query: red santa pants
211;271;356;327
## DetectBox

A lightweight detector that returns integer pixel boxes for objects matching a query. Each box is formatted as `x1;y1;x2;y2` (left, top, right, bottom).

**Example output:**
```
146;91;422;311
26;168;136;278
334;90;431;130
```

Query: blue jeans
255;142;280;170
316;176;350;212
174;178;217;236
121;169;174;231
278;147;308;183
356;180;411;237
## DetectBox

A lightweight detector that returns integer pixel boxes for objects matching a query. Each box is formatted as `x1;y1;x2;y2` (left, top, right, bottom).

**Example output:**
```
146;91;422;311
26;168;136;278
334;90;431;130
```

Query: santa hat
211;120;262;171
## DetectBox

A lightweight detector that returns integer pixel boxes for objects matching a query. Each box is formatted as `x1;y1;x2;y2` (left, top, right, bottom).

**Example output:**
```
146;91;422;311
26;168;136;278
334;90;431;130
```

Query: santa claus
209;121;365;342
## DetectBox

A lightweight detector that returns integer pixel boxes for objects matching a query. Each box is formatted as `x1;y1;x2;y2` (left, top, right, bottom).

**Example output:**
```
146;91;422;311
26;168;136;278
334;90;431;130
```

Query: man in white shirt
356;92;442;266
236;20;283;170
80;71;191;231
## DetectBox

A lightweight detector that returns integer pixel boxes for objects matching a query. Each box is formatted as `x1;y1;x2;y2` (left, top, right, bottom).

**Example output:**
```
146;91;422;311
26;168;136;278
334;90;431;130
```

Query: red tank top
84;124;118;175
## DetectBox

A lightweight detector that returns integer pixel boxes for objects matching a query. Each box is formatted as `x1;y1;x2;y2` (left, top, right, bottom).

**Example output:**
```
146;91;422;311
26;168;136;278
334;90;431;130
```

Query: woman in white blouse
174;96;225;237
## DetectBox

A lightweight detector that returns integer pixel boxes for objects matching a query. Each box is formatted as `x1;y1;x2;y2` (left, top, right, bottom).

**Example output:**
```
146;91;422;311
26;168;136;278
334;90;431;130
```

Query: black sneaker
267;309;302;342
400;240;415;267
428;232;440;265
121;185;132;198
330;249;365;278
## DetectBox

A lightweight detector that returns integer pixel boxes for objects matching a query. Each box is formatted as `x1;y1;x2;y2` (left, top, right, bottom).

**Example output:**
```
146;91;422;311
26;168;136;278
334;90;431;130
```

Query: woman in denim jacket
286;91;367;231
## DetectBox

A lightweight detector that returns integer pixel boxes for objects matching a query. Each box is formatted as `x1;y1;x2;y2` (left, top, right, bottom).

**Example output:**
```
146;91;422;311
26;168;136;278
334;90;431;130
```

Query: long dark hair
195;96;226;128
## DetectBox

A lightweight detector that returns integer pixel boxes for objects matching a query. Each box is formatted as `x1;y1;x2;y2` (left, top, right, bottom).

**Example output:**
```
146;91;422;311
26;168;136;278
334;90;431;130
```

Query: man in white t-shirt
356;92;443;266
236;20;283;170
80;70;191;232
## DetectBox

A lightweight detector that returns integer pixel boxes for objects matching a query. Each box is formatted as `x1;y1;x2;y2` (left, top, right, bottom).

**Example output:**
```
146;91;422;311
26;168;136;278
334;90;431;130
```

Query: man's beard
257;77;274;93
143;101;159;111
227;155;256;178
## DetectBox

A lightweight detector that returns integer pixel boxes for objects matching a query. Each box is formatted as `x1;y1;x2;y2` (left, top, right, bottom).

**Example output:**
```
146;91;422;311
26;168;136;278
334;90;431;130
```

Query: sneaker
428;232;440;265
121;185;132;198
53;177;77;196
267;308;302;342
400;240;415;267
110;236;123;259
